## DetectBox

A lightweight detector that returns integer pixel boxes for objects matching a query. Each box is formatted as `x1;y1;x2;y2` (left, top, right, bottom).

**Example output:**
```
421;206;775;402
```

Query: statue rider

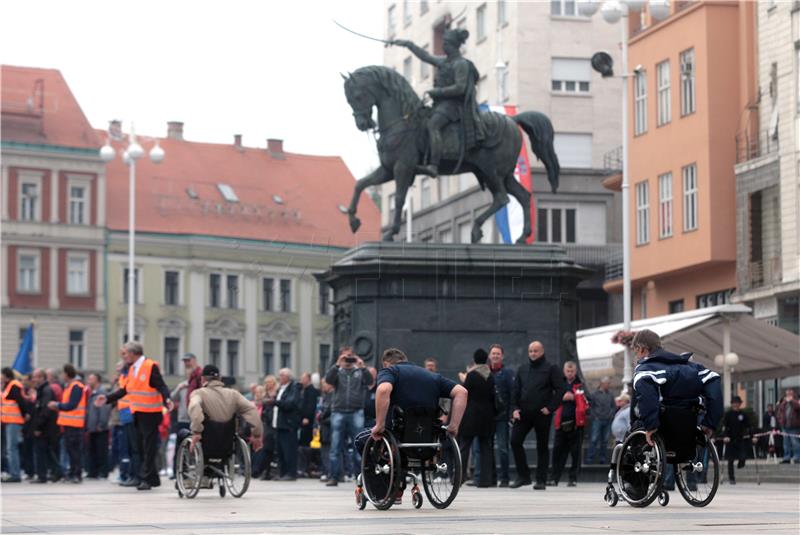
392;28;485;177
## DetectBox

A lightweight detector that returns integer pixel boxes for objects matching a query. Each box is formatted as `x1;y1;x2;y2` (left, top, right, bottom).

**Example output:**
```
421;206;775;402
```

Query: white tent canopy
577;304;800;383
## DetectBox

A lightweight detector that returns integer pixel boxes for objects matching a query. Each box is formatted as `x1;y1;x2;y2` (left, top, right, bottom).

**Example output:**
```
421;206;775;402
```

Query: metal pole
722;321;731;408
621;19;633;389
127;156;136;342
406;195;413;243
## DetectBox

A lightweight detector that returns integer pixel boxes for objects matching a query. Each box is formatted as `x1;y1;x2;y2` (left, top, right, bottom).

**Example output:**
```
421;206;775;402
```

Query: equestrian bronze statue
343;28;559;244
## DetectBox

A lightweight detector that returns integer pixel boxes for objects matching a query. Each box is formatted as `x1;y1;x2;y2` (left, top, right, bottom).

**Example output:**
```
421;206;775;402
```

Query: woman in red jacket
548;361;589;487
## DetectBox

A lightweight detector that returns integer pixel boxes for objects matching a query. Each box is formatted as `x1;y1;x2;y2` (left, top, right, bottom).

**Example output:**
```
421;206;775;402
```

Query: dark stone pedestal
318;242;589;377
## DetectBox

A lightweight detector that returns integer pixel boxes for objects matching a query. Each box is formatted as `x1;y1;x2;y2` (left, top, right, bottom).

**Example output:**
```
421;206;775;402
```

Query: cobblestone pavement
2;479;798;534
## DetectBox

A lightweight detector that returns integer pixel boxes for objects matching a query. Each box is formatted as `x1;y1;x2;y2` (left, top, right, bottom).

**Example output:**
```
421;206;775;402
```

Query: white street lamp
100;123;165;343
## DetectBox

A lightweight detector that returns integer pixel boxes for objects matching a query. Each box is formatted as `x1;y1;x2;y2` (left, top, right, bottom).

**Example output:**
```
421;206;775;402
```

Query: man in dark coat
268;368;301;481
510;341;566;490
30;369;62;483
459;349;497;488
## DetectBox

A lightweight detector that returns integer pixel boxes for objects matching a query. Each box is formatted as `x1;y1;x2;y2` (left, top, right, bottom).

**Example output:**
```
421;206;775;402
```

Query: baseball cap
181;352;196;361
201;364;220;378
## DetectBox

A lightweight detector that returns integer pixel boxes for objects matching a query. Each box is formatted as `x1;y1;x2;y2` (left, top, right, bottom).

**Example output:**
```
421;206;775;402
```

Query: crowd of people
2;339;798;490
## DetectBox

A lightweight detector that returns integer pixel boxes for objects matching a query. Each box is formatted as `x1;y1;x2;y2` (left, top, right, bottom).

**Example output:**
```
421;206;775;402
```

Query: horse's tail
513;111;560;193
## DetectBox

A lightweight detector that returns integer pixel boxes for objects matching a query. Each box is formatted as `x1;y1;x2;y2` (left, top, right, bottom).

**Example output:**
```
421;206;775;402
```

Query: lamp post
580;0;671;390
100;124;164;342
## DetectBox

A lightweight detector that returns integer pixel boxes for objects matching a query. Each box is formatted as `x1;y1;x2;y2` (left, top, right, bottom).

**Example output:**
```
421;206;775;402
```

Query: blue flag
13;324;34;375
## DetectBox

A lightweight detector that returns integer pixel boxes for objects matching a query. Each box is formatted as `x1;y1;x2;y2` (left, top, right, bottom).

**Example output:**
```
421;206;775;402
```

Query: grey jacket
589;388;616;421
325;366;373;413
85;386;111;432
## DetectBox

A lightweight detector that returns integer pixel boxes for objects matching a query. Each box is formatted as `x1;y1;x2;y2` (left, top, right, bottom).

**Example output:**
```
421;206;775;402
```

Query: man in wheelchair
175;365;263;498
354;348;468;509
605;329;724;508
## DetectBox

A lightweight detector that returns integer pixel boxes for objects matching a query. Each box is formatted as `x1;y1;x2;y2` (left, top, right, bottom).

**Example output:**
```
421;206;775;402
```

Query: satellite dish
591;52;615;78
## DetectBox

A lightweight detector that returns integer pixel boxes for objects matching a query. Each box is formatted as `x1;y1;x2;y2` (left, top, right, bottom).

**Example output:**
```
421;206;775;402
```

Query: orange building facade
605;1;757;320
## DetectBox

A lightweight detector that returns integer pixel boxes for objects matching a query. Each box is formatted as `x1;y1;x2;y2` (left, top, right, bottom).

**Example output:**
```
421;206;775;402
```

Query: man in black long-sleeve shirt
96;342;172;490
721;396;752;484
509;341;567;490
31;368;62;483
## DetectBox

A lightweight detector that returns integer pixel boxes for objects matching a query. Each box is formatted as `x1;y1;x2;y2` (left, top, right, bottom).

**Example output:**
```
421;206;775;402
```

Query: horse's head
343;71;377;132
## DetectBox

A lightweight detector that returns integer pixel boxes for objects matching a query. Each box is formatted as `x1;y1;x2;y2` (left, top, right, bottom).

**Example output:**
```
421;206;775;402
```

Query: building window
680;48;695;116
553;133;592;168
320;344;331;371
657;60;671;126
209;273;221;308
668;299;685;314
164;336;179;376
402;0;411;26
438;176;450;201
420;178;432;208
403;56;413;82
20;182;39;221
226;274;239;309
682;163;698;231
227;340;239;376
420;44;431;79
476;4;487;41
387;5;396;36
551;0;578;16
209;339;221;369
388;193;396;224
66;254;89;295
262;277;274;311
280;279;291;312
123;267;140;304
319;283;332;315
551;58;591;94
262;341;274;375
438;227;453;243
458;221;472;244
69;330;84;369
634;71;648;135
658;172;673;238
499;63;510;101
17;252;40;292
164;270;179;306
536;207;577;244
280;342;292;369
217;183;239;203
696;289;734;309
636;181;650;245
69;185;87;225
498;0;507;26
420;0;428;15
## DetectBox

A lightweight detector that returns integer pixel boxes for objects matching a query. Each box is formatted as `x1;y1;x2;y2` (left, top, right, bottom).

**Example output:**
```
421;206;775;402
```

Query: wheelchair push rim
361;435;399;510
675;431;720;507
176;438;203;499
224;436;252;498
615;430;665;508
421;429;462;509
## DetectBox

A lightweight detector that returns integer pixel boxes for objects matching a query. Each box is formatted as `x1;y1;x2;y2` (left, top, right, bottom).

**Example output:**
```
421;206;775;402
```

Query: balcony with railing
736;129;779;164
740;257;782;293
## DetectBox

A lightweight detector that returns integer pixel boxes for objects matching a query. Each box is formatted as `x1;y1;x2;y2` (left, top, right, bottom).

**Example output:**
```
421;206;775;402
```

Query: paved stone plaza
2;479;798;534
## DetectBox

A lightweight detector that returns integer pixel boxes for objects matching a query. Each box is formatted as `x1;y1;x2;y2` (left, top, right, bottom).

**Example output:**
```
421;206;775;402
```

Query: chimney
167;121;184;140
108;119;123;140
267;138;284;159
234;134;242;148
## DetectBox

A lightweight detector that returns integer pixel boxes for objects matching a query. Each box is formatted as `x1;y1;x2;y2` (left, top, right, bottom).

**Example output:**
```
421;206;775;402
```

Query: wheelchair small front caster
412;489;423;509
604;486;619;507
658;490;669;507
219;482;226;498
355;487;367;510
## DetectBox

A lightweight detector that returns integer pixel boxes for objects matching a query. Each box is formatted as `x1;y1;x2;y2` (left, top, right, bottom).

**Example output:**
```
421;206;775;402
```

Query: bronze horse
343;66;559;244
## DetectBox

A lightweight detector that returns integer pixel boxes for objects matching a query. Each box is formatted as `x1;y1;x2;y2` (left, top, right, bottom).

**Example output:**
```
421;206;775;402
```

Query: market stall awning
577;304;800;382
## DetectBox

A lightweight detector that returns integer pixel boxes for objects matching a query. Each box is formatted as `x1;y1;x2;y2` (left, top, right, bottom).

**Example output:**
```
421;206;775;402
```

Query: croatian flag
479;104;536;244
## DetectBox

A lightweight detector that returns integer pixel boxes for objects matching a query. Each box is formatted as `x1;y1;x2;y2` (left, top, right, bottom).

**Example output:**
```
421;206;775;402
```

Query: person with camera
324;346;373;487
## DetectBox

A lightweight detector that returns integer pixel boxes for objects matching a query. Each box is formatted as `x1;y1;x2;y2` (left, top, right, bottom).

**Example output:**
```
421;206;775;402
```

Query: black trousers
63;427;83;480
87;431;109;478
550;427;583;483
134;412;162;486
726;440;746;481
277;428;298;478
510;411;552;484
34;434;62;481
460;434;494;487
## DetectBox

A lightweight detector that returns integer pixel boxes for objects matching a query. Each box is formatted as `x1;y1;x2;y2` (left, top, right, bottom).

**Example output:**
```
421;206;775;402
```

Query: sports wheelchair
175;418;251;499
604;406;720;508
355;407;462;510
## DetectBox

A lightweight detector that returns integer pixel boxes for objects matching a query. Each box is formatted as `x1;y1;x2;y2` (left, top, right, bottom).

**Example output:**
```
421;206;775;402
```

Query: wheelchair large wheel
421;430;462;509
616;430;665;508
176;438;203;499
675;431;720;507
361;434;399;510
224;436;252;498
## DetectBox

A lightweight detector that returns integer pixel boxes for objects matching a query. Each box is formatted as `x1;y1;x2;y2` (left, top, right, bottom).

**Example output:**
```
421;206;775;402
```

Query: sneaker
498;480;509;488
509;479;531;489
326;479;338;487
319;475;329;482
533;482;546;490
729;480;736;485
4;477;21;483
546;479;558;487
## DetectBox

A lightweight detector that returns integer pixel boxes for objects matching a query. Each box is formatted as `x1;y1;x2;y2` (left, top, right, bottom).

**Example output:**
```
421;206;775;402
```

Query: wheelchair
175;418;251;499
355;407;462;510
604;406;720;508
